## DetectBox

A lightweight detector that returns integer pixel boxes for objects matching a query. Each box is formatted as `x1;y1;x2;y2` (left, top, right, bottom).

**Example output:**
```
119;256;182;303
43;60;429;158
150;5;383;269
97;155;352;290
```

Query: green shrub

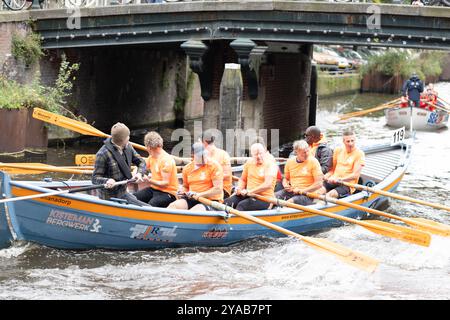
0;54;80;117
11;32;44;66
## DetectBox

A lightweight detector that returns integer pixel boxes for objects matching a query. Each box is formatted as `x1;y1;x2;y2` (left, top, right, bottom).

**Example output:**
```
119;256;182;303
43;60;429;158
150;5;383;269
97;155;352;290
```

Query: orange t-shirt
284;156;323;189
182;160;224;201
209;147;232;195
331;146;365;193
241;159;277;198
145;150;179;196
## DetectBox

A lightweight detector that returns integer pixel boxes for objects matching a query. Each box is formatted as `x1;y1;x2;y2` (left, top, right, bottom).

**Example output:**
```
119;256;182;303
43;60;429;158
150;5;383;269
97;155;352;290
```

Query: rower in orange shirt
319;129;365;199
134;131;179;207
201;132;233;199
276;140;323;205
168;142;223;211
224;143;278;211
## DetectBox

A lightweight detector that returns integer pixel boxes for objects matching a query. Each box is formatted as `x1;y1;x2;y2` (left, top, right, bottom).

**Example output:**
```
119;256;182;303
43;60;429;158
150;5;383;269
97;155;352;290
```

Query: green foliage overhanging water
361;49;446;80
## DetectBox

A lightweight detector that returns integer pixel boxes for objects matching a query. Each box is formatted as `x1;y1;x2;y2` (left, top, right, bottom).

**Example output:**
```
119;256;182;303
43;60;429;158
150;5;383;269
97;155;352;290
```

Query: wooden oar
339;99;400;118
252;194;430;247
303;191;450;237
437;97;450;109
194;196;379;272
0;180;130;205
423;101;450;113
0;163;93;175
74;154;287;167
32;108;192;164
340;181;450;213
336;98;401;122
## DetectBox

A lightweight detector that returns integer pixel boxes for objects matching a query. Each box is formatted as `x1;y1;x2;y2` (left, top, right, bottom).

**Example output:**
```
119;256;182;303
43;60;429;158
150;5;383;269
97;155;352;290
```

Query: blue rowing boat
0;140;412;250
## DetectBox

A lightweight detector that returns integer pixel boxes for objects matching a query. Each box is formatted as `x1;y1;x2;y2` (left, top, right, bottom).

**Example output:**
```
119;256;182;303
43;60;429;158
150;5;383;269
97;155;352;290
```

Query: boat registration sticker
390;127;405;146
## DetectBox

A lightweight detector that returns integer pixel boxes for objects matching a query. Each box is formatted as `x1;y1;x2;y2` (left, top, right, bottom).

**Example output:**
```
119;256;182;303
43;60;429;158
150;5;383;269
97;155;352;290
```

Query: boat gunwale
6;141;412;222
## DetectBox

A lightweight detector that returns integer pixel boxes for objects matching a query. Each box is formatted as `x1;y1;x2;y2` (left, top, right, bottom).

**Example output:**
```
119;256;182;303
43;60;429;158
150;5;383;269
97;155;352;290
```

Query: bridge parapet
1;1;449;49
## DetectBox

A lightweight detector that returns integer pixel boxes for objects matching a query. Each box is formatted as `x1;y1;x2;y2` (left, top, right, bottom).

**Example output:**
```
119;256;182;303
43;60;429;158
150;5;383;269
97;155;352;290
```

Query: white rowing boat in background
385;106;449;131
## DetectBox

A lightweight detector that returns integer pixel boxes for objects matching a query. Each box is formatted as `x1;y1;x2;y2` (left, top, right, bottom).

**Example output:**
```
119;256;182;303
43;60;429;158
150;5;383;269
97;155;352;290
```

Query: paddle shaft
341;181;450;212
337;98;401;121
194;196;378;272
32;108;192;164
0;180;130;204
0;163;93;175
252;194;430;247
305;192;449;236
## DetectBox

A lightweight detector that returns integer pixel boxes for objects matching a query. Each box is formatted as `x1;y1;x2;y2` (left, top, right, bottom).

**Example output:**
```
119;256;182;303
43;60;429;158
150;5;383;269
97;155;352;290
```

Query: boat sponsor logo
46;209;102;233
428;112;446;125
281;214;302;220
417;112;427;117
44;196;71;206
399;111;407;115
202;227;228;239
129;224;177;242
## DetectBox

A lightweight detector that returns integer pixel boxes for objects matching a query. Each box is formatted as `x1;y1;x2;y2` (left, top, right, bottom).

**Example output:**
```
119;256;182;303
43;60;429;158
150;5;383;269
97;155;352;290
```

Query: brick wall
40;45;187;133
202;43;311;147
260;53;309;144
0;21;37;84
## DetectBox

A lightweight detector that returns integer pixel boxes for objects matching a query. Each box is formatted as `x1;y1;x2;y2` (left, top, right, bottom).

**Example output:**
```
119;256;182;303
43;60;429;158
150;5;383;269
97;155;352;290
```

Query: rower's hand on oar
326;177;341;185
133;172;144;183
186;191;198;199
238;188;249;196
293;188;305;195
105;179;116;189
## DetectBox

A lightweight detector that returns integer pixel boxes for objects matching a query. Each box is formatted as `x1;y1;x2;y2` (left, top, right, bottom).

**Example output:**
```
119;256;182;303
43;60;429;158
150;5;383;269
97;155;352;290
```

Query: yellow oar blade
361;220;430;247
407;218;450;237
197;196;378;272
0;163;92;175
32;108;107;137
255;194;430;247
303;236;378;273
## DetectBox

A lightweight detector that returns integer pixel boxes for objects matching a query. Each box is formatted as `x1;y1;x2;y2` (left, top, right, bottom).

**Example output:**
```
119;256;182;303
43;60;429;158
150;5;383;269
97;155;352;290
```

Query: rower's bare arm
303;174;324;193
340;162;364;182
197;178;223;198
249;174;275;195
150;170;171;188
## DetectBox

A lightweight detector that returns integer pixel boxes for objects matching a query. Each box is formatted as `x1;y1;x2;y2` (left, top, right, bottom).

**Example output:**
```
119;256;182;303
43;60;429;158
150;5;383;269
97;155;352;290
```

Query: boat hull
0;142;411;250
385;106;449;131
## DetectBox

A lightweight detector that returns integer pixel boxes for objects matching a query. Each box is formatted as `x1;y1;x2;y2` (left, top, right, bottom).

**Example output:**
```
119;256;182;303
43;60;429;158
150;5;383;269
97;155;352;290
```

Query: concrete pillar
219;63;243;134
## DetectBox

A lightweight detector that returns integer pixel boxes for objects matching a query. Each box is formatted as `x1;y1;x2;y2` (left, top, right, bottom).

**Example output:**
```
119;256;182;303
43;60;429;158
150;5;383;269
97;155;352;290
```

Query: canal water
0;83;449;300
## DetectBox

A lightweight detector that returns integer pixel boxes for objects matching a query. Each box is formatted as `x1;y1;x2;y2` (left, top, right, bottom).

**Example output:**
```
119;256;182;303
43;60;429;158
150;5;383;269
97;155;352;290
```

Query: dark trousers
275;189;314;206
224;195;271;211
323;181;351;199
134;187;176;208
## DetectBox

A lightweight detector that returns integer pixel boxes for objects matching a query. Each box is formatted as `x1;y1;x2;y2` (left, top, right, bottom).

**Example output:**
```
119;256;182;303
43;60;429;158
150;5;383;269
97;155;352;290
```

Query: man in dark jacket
304;126;333;174
402;73;424;108
92;122;148;205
